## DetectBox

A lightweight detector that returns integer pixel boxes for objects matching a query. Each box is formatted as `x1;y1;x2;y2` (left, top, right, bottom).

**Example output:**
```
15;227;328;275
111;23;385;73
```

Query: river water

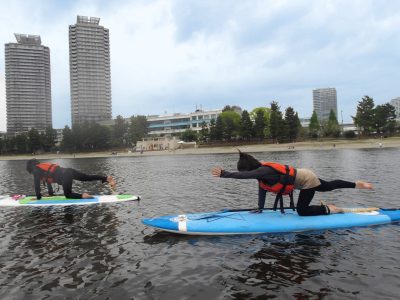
0;148;399;299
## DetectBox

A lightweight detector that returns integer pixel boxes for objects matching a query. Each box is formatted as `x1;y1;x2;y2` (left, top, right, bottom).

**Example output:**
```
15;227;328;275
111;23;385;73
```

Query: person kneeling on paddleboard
26;159;116;199
211;151;373;216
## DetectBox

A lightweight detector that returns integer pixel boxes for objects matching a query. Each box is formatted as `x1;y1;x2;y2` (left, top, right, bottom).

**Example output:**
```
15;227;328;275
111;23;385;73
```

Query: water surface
0;148;399;299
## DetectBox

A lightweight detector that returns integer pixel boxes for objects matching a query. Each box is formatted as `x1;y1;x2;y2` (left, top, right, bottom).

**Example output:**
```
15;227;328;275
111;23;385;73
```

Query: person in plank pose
211;151;373;216
26;159;116;200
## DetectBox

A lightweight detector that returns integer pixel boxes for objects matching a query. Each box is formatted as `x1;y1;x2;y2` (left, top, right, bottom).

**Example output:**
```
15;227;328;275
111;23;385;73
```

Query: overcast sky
1;0;400;131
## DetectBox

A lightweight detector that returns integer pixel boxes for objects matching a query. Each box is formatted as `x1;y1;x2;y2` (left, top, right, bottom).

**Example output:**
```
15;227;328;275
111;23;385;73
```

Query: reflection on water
0;148;400;299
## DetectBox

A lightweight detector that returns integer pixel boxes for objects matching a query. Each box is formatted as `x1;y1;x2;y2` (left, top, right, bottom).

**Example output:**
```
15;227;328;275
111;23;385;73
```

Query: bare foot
107;176;116;190
355;181;374;190
327;204;344;214
82;192;93;198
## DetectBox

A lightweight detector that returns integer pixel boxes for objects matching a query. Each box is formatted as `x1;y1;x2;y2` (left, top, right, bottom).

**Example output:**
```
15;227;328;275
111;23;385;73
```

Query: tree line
0;95;398;154
0;115;149;154
183;102;304;143
352;96;397;136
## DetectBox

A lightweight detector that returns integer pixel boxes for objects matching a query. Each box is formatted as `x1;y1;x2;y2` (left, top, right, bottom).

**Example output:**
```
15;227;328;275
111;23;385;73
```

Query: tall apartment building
312;88;338;123
69;16;111;125
390;97;400;121
5;34;52;135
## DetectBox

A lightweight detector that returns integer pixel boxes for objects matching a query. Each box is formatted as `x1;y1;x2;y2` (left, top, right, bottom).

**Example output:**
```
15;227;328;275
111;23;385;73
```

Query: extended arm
212;166;277;180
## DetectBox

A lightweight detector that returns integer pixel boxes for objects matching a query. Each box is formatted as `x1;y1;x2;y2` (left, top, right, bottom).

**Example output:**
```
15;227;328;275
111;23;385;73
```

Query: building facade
69;16;111;125
313;88;338;123
97;108;223;136
147;109;222;136
390;97;400;121
5;34;52;135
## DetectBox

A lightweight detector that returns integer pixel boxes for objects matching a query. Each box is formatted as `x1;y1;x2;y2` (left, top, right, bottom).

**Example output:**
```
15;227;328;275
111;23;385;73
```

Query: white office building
390;97;400;121
5;34;52;135
313;88;338;123
147;109;222;136
69;16;111;125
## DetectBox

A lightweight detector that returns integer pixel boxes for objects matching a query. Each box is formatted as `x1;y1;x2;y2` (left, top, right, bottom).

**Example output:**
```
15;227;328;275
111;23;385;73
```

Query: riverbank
1;137;399;161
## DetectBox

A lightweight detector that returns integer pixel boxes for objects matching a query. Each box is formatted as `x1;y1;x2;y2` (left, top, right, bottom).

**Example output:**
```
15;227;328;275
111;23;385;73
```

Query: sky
0;0;400;131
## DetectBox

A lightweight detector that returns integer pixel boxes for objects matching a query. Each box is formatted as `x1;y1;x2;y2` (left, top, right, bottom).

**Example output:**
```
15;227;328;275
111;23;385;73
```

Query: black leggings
61;168;107;198
297;179;356;216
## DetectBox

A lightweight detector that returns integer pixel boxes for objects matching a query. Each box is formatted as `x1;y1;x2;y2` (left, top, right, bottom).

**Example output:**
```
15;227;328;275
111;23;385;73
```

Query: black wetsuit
220;166;356;216
32;166;107;199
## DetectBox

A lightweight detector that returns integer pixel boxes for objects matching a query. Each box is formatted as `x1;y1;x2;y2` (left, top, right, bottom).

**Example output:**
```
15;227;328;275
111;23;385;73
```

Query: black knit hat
237;150;262;171
26;158;40;174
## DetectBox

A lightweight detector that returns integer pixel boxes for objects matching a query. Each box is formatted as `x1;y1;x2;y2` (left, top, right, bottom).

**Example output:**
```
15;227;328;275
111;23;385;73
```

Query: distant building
69;16;111;125
136;136;196;152
299;118;310;128
5;34;52;135
313;88;338;123
390;97;400;121
54;128;64;146
97;108;223;136
147;108;222;136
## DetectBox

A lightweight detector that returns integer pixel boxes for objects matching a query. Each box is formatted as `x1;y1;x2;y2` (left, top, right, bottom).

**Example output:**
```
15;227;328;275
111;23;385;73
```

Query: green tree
240;110;253;140
284;106;300;141
86;122;111;150
220;110;241;140
253;110;266;140
374;103;396;134
181;129;198;142
0;138;4;154
309;111;320;138
198;121;209;142
222;105;241;113
353;96;375;135
211;115;224;141
222;105;234;112
269;101;285;142
113;115;128;147
42;127;56;152
15;133;28;153
3;137;16;153
128;115;149;145
27;128;42;153
60;125;74;152
72;123;87;151
251;107;270;138
324;109;341;137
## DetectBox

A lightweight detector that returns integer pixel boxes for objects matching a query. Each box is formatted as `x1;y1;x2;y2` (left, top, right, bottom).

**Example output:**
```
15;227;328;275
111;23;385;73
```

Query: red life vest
36;163;59;184
258;162;296;195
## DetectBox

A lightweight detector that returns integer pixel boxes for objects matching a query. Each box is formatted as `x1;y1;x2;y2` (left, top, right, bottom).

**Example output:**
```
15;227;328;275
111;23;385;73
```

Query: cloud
1;0;400;131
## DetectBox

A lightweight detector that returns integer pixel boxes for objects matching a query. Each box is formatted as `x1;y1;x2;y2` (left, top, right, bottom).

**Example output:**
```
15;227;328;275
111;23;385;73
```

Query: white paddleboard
0;194;140;207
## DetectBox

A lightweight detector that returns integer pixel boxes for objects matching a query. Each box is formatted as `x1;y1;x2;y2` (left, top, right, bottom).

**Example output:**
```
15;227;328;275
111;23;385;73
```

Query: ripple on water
0;149;400;299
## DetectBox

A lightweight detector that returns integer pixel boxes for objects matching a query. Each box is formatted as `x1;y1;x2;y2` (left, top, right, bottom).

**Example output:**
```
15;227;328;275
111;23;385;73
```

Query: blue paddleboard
142;208;400;235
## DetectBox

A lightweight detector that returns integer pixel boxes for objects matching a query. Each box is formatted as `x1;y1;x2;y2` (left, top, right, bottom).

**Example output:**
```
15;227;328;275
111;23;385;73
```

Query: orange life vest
259;162;296;195
36;163;59;184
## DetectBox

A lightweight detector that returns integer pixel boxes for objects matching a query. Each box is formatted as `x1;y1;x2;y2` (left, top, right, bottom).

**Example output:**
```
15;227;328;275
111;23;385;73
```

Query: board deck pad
142;208;400;235
0;194;139;207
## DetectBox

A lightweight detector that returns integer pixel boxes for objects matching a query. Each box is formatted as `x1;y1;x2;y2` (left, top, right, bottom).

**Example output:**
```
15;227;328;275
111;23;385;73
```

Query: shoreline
1;137;399;161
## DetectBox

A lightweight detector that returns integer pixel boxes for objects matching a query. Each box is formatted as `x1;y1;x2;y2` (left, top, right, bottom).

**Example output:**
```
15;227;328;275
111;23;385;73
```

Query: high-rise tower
5;34;52;135
69;16;111;125
313;88;338;122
